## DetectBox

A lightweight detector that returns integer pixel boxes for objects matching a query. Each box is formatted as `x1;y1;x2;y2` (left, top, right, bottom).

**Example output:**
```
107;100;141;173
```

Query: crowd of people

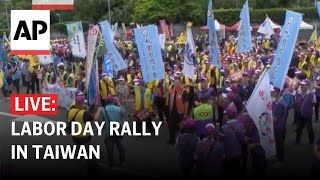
1;33;320;177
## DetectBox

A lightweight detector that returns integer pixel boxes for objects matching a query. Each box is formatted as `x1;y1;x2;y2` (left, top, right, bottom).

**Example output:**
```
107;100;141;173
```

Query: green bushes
214;7;316;26
51;21;89;34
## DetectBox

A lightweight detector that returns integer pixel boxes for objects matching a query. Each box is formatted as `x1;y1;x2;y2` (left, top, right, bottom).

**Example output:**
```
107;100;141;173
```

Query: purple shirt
195;138;224;176
221;119;245;158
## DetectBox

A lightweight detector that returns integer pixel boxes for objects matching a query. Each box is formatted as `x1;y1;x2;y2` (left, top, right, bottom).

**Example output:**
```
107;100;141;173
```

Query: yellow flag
187;21;193;27
309;28;317;42
176;32;186;44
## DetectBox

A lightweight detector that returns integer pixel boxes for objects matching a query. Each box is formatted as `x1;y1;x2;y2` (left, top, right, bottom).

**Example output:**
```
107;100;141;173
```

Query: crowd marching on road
0;33;320;177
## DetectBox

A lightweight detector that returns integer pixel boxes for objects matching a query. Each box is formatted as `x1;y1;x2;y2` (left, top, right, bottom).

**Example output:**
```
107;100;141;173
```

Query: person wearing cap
167;77;189;145
10;61;21;94
67;94;102;170
238;109;266;176
195;76;216;106
133;79;155;133
295;79;316;145
65;66;75;88
77;71;86;93
288;49;300;78
193;95;214;139
230;63;242;83
100;94;126;167
153;79;169;123
271;85;288;168
58;63;66;82
100;73;116;105
238;71;254;101
202;60;218;86
126;66;142;95
116;76;129;106
221;102;245;176
175;118;199;177
194;123;225;177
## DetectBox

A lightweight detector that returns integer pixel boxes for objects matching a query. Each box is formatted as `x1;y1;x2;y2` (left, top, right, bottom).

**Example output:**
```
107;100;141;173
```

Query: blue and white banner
269;11;302;89
134;25;165;82
66;21;86;58
237;0;252;53
103;53;114;78
246;69;276;159
207;0;221;68
100;20;127;72
182;27;195;80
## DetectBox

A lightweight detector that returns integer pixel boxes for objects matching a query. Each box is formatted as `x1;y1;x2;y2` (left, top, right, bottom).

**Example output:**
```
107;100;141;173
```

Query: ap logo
11;10;50;55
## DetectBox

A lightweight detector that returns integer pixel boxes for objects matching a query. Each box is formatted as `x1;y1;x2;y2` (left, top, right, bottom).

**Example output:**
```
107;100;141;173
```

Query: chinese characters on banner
269;11;302;89
42;83;77;110
246;69;276;158
66;21;86;59
237;0;252;53
85;25;99;91
134;25;165;83
100;20;127;72
207;0;221;68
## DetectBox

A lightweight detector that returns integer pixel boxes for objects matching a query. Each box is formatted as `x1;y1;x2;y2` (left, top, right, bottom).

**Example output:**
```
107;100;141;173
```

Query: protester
194;123;224;177
101;94;126;168
295;79;316;145
175;118;199;177
221;102;245;176
133;79;155;134
167;77;189;145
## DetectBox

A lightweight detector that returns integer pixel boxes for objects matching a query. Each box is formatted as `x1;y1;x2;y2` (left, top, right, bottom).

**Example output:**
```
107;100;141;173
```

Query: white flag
182;27;195;80
246;69;276;158
258;18;275;37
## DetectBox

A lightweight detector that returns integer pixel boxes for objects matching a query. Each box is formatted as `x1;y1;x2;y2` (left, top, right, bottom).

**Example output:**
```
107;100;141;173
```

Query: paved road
0;86;319;178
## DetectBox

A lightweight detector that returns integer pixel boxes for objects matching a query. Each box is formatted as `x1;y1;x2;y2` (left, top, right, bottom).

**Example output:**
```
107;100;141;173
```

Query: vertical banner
85;25;99;91
134;25;165;82
100;20;128;72
269;11;302;89
87;65;97;106
317;2;320;19
237;0;252;53
246;69;276;158
207;0;221;68
182;27;195;80
159;19;170;39
103;53;114;78
66;21;86;59
158;34;166;50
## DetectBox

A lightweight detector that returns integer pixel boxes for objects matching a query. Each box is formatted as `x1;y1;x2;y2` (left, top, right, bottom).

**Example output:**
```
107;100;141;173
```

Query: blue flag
317;2;320;19
269;11;302;89
237;0;252;53
103;54;114;78
134;25;165;82
100;20;127;72
207;0;221;68
87;65;97;106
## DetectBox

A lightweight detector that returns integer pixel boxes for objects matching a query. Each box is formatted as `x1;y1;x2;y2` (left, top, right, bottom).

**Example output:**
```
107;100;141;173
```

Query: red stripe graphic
32;4;74;10
11;50;51;55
